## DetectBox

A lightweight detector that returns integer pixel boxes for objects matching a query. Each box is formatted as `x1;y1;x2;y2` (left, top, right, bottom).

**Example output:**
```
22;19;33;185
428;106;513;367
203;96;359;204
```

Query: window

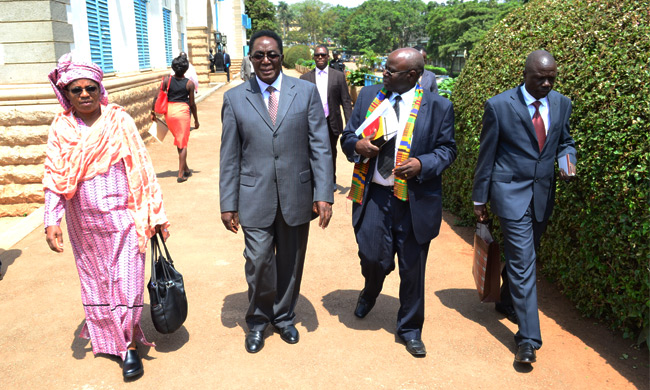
134;0;150;69
163;8;172;66
86;0;113;72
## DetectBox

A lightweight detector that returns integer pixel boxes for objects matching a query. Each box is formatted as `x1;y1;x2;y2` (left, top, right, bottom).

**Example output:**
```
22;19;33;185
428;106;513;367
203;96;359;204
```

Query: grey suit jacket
420;70;439;95
300;68;353;136
472;86;576;223
220;74;334;228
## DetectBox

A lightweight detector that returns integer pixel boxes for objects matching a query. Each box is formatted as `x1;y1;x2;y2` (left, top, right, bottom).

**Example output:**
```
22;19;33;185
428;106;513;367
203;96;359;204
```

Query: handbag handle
160;76;171;93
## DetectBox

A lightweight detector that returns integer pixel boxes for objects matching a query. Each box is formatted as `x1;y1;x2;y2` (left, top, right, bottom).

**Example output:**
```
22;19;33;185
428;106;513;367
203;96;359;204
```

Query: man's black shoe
514;343;537;364
245;330;265;353
277;324;299;344
354;290;376;318
404;339;427;357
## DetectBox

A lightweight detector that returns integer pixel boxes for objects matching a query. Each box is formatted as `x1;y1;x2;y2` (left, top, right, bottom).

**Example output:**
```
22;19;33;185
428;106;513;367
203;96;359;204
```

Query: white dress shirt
315;67;329;117
520;84;550;134
371;85;416;186
256;72;284;108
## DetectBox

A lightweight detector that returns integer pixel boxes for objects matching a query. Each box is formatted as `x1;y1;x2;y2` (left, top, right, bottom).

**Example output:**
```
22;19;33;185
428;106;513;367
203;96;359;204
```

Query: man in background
300;45;353;191
413;46;438;95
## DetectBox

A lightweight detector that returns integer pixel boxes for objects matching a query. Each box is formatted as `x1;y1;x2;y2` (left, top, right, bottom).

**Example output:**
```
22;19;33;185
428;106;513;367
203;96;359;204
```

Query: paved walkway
0;71;646;389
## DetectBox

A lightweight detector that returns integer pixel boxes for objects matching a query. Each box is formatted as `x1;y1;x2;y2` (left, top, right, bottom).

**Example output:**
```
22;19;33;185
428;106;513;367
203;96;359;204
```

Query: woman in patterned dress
44;52;170;379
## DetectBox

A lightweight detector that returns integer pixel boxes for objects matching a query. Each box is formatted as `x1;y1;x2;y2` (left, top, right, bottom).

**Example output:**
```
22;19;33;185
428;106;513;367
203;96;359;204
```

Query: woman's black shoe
123;349;143;379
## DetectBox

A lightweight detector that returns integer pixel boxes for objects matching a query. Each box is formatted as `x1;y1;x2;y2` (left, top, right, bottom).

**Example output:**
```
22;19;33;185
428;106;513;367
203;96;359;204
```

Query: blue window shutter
134;0;150;69
163;8;172;66
87;0;114;73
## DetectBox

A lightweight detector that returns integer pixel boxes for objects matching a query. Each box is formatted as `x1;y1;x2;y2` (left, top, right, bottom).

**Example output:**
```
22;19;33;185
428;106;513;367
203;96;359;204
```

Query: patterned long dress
44;118;153;360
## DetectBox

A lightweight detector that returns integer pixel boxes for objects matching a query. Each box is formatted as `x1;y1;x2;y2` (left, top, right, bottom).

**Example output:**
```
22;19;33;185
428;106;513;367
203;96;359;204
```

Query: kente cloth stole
348;84;423;204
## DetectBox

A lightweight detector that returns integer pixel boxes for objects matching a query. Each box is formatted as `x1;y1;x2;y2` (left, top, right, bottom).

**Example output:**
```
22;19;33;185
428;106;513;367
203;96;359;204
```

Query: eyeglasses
68;85;99;95
383;68;413;77
314;53;328;58
251;52;281;61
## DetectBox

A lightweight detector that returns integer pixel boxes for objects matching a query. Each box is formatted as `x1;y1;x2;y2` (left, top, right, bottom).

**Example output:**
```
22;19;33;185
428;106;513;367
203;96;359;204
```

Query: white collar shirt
521;84;550;135
257;72;283;108
371;85;416;186
315;67;329;117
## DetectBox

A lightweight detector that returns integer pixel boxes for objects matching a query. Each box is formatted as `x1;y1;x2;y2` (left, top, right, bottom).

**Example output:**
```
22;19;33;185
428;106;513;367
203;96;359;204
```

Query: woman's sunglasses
68;85;99;95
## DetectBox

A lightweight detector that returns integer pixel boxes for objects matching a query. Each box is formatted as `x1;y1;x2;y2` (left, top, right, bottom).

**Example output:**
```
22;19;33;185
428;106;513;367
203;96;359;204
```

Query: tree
322;6;352;47
340;0;396;53
292;0;331;46
338;0;426;53
276;1;295;39
426;0;520;75
245;0;278;35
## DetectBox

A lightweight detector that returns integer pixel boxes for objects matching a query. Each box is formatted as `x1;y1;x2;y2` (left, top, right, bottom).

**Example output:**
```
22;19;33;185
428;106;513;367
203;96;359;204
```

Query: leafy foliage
426;0;521;76
425;65;448;75
340;0;426;53
245;0;278;33
446;0;650;341
282;45;311;69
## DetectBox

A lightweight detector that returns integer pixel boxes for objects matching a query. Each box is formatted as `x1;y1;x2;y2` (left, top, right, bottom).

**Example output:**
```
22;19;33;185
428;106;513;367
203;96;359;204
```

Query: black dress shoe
277;324;300;344
495;302;519;324
122;349;143;379
405;339;427;357
515;343;537;364
354;290;376;319
245;330;265;353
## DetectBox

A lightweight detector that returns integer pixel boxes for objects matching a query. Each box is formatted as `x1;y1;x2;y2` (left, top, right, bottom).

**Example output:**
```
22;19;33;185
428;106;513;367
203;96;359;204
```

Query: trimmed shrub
425;65;447;75
283;45;311;69
446;0;649;341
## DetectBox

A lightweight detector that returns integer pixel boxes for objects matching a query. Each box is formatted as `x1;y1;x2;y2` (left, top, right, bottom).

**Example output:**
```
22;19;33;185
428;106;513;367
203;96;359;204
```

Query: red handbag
154;76;170;114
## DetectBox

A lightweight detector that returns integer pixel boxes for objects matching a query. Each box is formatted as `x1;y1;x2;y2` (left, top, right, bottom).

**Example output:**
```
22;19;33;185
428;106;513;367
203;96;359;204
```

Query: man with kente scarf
340;48;456;357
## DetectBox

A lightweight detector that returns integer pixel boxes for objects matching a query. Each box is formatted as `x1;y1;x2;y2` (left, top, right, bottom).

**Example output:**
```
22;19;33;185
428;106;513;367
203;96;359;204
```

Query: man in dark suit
472;50;577;365
300;45;353;190
220;30;334;354
340;47;456;357
329;51;345;73
223;49;231;82
413;46;438;95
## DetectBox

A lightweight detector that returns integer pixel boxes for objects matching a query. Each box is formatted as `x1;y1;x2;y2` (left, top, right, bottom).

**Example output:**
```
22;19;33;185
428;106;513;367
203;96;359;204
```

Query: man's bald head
523;50;558;100
383;48;424;94
525;50;556;71
391;48;425;75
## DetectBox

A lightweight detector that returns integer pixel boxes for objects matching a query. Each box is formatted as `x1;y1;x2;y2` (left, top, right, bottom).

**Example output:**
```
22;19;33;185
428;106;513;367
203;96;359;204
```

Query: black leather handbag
147;232;187;334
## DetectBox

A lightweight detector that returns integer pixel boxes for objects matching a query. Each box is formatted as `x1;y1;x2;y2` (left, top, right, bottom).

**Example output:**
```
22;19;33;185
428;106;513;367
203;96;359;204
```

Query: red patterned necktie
267;86;278;125
532;101;546;151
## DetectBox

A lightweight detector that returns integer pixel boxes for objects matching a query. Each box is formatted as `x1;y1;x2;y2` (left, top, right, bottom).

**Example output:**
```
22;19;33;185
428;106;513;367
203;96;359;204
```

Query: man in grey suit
300;45;353;190
220;30;334;353
473;50;577;365
413;46;438;94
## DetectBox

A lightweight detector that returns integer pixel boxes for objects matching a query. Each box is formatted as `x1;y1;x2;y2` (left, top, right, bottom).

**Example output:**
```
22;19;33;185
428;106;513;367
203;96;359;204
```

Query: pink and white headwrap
48;52;109;111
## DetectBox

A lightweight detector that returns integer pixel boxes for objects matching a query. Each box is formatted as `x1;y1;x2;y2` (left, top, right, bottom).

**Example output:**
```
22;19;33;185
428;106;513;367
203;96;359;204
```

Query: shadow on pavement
435;288;516;353
0;249;22;280
156;169;202;179
321;289;399;334
441;211;474;246
220;291;319;333
536;278;649;389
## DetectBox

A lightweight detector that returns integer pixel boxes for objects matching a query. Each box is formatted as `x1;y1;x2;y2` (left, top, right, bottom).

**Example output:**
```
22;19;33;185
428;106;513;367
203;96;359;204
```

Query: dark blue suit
341;84;456;340
472;86;576;348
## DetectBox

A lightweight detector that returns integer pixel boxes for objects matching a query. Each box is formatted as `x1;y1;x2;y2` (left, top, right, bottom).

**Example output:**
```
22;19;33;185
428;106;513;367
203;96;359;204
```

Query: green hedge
446;0;649;342
282;45;311;69
425;65;447;75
